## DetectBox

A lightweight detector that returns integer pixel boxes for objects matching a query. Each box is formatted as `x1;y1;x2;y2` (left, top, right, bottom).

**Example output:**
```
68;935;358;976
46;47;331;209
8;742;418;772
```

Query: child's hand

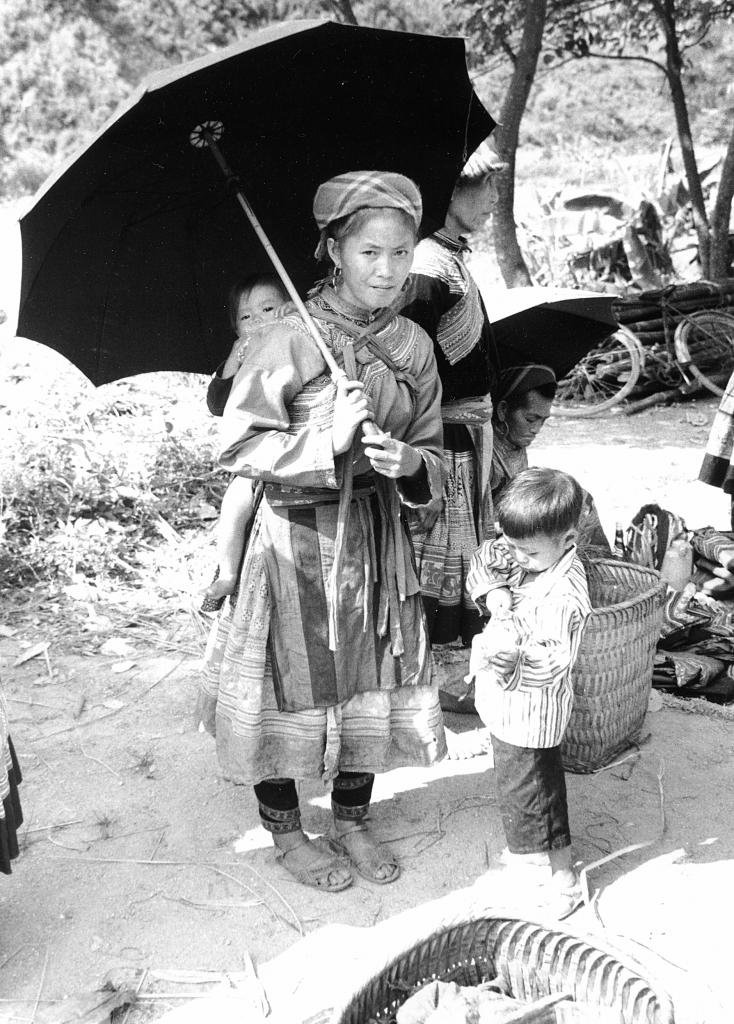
468;616;521;678
413;495;444;531
492;645;521;675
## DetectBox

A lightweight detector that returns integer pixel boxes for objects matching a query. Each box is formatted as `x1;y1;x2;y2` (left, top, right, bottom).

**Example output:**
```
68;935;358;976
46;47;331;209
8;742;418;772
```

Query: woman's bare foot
273;830;352;892
445;727;492;760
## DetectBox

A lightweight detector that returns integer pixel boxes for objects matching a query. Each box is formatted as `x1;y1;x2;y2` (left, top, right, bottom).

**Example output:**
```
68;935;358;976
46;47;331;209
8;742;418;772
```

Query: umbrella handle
192;124;380;438
192;125;343;376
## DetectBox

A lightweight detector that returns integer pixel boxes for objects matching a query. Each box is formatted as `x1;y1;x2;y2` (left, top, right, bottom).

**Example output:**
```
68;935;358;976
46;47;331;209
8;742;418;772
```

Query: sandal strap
331;817;370;835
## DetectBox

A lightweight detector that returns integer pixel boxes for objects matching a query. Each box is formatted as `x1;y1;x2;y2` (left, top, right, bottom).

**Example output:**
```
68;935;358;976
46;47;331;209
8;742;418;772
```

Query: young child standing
202;274;289;610
466;467;592;919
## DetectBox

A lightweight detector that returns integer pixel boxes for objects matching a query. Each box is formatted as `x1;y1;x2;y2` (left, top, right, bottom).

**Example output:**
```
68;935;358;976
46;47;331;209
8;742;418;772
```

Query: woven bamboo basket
561;560;666;774
331;915;675;1023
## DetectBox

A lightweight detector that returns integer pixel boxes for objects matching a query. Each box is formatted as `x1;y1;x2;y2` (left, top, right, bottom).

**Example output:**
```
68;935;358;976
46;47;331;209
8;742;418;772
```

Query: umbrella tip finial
189;120;224;148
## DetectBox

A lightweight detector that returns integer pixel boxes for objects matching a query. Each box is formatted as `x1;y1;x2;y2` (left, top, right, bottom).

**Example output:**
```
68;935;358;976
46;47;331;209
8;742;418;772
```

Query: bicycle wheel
674;310;734;397
553;325;644;417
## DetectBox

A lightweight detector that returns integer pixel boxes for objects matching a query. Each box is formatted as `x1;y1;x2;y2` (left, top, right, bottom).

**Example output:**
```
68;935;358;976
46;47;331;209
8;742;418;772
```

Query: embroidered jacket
401;232;500;405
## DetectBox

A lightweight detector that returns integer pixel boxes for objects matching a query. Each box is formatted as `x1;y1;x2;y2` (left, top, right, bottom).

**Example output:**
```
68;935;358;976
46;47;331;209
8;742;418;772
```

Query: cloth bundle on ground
396;979;522;1023
395;978;621;1023
623;503;693;591
623;508;734;702
691;525;734;597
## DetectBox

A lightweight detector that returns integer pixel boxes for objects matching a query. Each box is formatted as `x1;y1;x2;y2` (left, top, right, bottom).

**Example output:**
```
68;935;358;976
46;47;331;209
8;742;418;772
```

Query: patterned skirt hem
196;687;447;787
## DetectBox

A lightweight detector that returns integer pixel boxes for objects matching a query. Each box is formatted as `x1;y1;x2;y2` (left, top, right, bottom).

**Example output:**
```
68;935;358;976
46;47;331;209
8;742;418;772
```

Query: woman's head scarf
312;170;422;260
498;364;557;404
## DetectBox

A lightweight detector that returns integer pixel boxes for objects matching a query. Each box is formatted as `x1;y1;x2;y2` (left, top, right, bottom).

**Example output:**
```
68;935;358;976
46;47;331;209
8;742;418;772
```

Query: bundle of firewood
613;280;734;345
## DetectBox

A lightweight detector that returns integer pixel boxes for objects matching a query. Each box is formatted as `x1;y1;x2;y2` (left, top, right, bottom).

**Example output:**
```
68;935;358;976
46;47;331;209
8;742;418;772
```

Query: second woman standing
402;139;506;648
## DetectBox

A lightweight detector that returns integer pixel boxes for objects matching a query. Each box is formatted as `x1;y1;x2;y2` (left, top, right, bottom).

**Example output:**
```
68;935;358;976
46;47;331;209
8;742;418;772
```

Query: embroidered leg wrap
254;778;301;835
331;771;374;822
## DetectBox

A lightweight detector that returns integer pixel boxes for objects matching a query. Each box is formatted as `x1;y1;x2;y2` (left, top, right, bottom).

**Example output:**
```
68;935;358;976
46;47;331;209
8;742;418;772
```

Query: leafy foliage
0;363;224;587
455;0;734;151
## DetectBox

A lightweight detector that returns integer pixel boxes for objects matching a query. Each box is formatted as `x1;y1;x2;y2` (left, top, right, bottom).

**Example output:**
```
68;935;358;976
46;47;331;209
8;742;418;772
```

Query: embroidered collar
313;285;383;327
433;230;472;255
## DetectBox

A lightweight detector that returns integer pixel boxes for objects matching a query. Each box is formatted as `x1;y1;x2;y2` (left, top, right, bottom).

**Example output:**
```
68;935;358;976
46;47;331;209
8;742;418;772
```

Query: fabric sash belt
440;395;493;425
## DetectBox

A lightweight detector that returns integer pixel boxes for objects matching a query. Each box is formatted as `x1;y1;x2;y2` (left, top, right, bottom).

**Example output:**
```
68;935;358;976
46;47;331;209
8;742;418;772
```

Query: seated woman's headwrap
459;137;509;182
312;170;422;260
498;364;557;404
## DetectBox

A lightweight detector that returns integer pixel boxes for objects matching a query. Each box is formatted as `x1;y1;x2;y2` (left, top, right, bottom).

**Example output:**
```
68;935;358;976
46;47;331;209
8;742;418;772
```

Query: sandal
273;835;353;893
333;821;400;885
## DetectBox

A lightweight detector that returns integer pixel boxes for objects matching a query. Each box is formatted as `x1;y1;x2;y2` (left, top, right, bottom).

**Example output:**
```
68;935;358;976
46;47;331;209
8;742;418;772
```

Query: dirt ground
2;395;734;1024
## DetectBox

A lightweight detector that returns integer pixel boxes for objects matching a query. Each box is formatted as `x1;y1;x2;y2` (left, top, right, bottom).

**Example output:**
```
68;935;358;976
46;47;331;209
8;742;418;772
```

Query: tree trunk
656;0;711;276
492;0;547;287
330;0;358;24
710;122;734;280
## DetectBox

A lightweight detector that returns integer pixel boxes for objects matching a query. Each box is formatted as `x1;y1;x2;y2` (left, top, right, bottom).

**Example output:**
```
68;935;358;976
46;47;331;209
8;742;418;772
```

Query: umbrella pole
194;126;346;382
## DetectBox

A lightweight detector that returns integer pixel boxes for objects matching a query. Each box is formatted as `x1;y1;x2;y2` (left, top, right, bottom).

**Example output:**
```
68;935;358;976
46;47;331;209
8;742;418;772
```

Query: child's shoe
539;881;585;920
472;856;585;921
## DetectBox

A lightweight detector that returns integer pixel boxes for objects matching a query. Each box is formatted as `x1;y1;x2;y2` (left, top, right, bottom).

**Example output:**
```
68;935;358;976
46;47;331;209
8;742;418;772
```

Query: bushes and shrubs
0;358;224;589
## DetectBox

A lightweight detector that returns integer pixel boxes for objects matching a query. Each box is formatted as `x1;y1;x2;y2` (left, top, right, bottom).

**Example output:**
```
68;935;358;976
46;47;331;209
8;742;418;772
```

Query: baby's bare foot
205;575;237;600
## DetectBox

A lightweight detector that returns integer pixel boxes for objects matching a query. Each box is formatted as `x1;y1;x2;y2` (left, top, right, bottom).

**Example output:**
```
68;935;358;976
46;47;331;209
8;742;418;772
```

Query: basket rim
584;558;667;617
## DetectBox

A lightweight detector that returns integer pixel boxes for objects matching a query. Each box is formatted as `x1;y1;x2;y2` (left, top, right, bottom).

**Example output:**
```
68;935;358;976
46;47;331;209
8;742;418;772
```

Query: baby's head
496;467;583;573
228;273;287;334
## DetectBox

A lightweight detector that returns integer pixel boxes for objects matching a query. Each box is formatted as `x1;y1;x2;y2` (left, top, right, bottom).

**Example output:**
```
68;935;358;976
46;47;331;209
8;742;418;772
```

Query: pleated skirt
197;493;446;785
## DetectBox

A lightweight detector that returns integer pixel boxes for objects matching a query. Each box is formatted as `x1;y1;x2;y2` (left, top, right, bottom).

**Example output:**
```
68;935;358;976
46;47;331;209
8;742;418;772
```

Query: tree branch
680;22;712;56
584;48;668;76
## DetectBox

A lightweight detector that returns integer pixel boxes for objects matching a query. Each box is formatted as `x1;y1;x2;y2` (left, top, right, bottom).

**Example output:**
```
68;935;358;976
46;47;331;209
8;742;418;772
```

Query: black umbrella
480;285;619;379
16;18;494;385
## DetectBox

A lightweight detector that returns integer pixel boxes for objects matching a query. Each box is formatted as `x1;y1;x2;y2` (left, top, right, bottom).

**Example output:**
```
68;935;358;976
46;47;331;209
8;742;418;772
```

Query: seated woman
492;364;611;559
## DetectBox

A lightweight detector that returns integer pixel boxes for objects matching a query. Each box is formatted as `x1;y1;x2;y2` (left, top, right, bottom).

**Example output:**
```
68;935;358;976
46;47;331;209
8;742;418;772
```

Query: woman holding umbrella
198;171;447;892
401;139;506;649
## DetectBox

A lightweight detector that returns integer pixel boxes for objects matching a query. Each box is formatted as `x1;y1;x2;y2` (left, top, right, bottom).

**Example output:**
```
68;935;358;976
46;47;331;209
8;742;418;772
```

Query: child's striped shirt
467;539;591;748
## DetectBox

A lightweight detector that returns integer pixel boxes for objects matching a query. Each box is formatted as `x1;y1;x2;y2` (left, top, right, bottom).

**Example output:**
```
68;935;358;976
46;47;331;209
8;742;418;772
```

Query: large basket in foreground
332;915;675;1023
562;560;666;774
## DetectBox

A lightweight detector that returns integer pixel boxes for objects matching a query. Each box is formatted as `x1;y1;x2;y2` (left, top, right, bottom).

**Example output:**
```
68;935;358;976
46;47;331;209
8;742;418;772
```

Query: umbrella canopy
17;19;494;385
485;286;619;379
